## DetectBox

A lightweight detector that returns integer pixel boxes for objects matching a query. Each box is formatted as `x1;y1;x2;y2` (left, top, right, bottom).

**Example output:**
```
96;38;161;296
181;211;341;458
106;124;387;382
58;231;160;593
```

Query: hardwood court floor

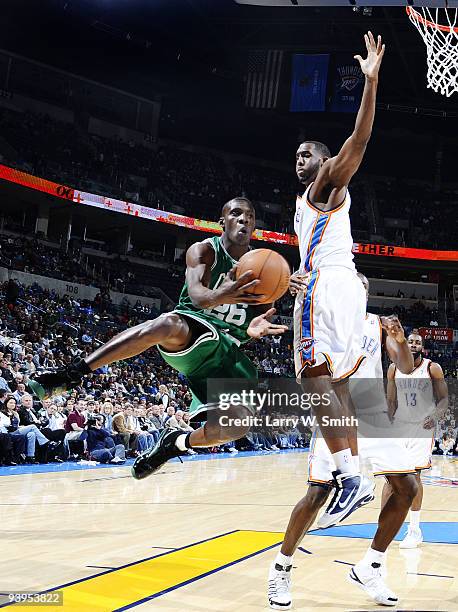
0;451;456;612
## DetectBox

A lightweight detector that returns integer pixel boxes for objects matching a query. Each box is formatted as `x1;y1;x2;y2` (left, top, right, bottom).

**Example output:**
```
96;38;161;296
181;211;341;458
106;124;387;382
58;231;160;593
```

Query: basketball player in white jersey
269;274;417;610
292;32;385;528
382;332;448;549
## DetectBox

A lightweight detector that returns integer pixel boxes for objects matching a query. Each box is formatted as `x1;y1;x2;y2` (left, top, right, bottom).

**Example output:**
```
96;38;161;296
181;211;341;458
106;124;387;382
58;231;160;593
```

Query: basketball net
406;6;458;97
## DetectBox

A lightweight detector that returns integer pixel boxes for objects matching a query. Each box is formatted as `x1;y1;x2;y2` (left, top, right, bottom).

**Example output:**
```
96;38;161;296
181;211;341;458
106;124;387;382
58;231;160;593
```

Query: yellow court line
4;530;283;612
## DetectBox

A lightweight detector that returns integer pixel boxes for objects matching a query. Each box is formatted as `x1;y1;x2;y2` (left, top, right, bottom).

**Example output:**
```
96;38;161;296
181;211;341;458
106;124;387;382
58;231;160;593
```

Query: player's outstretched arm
386;363;397;422
312;32;385;196
423;363;448;429
186;242;265;309
382;315;414;374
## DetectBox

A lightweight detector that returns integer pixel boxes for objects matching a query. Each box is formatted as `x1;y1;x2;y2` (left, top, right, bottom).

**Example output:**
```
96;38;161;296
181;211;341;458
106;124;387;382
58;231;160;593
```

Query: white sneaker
399;528;423;549
317;471;375;529
110;456;125;464
187;449;197;455
268;561;292;610
348;560;398;606
228;447;238;453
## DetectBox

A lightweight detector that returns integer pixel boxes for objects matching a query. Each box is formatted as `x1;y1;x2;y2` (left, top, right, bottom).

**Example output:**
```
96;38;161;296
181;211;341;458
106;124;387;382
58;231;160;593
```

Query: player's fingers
236;275;261;292
239;294;266;304
368;30;375;48
353;55;363;65
376;34;382;53
228;265;238;279
364;34;370;53
262;307;276;319
290;278;308;288
378;44;386;61
267;325;288;334
234;270;255;286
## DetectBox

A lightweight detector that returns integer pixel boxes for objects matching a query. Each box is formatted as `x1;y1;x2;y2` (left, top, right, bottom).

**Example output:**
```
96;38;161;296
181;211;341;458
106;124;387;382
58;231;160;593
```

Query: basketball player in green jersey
30;197;291;479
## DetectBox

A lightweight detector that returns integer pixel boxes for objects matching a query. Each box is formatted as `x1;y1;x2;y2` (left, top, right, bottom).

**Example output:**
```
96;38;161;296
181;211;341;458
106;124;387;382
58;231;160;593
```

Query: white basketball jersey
395;358;434;424
353;313;383;379
294;182;355;273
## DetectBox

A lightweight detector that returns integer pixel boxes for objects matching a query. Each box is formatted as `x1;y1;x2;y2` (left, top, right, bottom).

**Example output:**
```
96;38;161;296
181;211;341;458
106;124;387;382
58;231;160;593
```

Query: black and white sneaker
131;429;188;480
317;470;375;529
268;562;292;610
348;560;398;606
28;358;90;400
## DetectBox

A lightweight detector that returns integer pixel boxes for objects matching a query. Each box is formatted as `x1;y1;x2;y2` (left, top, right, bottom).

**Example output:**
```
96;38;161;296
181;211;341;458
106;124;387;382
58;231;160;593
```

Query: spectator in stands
157;384;171;410
0;370;11;392
0;426;15;465
39;400;66;459
13;382;27;404
18;394;42;427
64;399;86;455
2;395;52;463
124;405;154;451
439;431;455;456
166;410;194;432
136;406;160;444
146;405;163;431
112;405;138;455
162;404;176;426
81;415;125;464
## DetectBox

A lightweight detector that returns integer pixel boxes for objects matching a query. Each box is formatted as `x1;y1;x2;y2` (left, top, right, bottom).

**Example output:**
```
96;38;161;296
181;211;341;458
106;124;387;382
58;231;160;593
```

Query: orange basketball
236;249;290;304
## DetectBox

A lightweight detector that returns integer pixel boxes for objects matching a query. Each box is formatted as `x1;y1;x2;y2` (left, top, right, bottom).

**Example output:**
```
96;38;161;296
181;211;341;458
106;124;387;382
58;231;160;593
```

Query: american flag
245;50;284;109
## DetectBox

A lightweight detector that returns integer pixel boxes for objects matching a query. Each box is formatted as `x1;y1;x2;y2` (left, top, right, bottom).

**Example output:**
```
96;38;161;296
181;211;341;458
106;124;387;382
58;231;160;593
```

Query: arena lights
0;163;457;263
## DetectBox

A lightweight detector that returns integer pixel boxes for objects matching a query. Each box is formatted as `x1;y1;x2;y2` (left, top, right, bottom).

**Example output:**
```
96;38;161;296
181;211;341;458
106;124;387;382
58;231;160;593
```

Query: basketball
236;248;290;303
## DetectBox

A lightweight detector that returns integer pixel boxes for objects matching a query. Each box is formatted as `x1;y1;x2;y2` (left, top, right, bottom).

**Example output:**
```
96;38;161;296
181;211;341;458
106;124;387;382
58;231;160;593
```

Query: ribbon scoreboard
1;164;457;262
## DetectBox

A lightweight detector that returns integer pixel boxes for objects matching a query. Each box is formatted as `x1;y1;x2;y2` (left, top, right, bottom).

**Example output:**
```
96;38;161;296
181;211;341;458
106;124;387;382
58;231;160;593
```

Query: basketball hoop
406;6;458;97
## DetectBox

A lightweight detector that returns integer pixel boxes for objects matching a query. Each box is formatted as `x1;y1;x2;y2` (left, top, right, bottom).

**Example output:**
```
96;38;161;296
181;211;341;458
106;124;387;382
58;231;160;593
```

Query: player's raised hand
247;308;289;339
423;415;436;430
354;31;385;81
215;266;266;305
381;315;406;344
289;271;310;296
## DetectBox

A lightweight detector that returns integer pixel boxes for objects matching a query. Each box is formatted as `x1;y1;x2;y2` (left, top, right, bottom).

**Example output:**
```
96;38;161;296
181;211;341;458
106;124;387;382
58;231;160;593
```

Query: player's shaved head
221;197;254;216
302;141;331;159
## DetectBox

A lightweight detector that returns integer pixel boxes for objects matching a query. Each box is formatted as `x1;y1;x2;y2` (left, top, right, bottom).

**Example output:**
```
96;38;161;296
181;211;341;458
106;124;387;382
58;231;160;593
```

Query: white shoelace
268;570;291;597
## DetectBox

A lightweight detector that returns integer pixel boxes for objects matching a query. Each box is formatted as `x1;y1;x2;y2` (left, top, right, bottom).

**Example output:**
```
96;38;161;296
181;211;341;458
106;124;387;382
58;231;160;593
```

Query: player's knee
404;476;419;503
391;474;418;505
139;313;184;343
305;485;330;511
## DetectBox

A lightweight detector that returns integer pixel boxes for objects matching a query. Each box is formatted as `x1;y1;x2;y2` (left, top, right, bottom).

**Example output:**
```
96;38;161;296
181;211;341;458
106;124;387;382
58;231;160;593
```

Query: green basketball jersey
175;236;257;344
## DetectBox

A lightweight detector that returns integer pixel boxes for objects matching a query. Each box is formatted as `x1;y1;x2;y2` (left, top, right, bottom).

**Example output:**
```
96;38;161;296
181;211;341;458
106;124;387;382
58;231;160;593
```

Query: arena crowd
0;274;455;467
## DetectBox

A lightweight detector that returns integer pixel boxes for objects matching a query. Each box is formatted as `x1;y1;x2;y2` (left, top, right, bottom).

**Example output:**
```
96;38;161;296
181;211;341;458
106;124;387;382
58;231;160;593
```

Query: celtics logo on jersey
204;273;248;328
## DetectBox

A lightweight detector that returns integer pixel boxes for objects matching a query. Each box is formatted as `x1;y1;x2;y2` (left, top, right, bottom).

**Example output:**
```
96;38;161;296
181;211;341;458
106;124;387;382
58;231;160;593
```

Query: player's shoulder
365;312;381;329
186;237;216;265
427;360;444;379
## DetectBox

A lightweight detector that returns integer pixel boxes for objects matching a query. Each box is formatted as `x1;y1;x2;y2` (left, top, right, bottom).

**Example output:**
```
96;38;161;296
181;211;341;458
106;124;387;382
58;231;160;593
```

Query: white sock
274;551;292;569
352;454;360;472
409;510;421;531
332;448;356;474
362;546;386;567
175;434;189;452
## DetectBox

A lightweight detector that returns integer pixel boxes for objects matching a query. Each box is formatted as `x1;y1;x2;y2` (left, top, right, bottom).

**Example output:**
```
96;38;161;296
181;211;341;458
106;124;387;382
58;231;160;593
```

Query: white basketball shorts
294;267;366;382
